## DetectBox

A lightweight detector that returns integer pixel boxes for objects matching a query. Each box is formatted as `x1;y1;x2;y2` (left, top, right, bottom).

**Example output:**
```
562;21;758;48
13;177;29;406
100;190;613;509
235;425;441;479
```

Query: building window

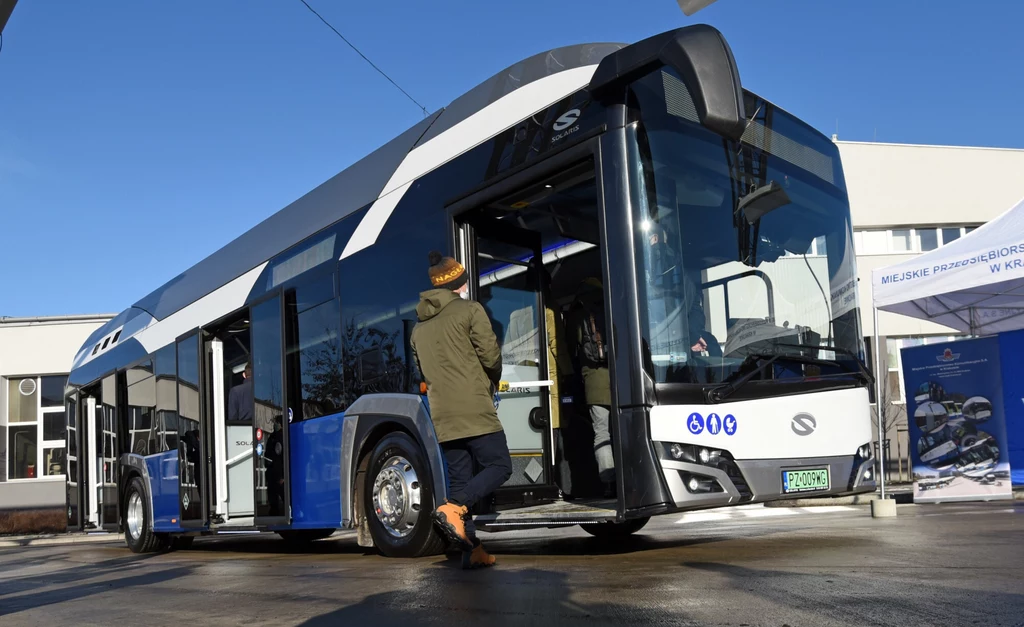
890;229;912;252
917;229;938;252
853;225;980;255
4;375;68;481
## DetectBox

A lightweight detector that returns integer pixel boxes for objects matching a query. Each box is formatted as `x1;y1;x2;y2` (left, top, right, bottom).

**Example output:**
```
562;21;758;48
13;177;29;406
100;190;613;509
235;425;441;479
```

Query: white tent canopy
872;195;1024;335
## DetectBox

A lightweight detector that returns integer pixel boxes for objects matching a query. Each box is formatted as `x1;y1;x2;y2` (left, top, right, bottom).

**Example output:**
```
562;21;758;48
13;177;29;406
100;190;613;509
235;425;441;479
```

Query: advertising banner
997;329;1024;486
902;337;1013;502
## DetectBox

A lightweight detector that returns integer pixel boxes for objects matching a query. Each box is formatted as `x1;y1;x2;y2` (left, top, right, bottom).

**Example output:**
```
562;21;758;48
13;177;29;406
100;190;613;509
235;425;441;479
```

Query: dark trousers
442;430;513;537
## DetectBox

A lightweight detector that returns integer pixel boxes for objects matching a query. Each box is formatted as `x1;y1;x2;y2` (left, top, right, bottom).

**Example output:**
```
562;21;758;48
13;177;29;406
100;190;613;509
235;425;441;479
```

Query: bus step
474;501;616;528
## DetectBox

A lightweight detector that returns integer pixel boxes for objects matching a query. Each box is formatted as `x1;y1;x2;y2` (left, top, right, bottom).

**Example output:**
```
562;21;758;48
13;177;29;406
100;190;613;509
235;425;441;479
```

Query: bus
64;24;875;557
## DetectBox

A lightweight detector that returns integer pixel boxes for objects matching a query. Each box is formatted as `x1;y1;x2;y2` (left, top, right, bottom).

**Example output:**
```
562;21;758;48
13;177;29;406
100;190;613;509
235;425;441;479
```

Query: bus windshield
627;68;863;387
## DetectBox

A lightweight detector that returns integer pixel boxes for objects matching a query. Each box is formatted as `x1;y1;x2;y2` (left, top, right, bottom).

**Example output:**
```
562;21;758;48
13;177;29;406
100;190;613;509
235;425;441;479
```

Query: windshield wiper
707;353;781;403
773;343;875;387
706;346;872;404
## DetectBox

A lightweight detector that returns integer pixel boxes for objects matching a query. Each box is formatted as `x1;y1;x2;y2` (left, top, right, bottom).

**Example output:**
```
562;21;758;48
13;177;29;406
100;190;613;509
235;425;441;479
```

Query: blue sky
1;1;1022;317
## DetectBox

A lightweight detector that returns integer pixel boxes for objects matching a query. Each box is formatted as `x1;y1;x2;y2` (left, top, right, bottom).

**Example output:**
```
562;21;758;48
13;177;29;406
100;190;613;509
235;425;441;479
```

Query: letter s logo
553;109;581;131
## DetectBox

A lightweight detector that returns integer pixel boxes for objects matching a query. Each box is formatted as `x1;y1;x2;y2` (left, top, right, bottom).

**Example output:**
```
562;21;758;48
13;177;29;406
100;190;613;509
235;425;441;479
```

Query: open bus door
449;154;623;529
74;375;119;531
460;215;560;508
65;391;83;531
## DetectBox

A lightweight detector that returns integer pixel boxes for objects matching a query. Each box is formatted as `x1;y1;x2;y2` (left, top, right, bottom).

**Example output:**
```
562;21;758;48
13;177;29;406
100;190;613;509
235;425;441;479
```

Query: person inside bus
228;363;253;424
645;225;720;360
567;276;615;498
526;259;573;432
411;251;512;569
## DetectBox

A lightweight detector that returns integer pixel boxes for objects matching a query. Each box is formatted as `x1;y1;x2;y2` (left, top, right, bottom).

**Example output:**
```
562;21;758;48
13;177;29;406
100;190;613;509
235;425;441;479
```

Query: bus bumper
654;443;877;510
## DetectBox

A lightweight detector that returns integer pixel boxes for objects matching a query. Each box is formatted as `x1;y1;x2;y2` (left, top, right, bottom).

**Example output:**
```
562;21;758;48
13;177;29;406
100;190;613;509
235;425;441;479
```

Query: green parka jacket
410;289;503;443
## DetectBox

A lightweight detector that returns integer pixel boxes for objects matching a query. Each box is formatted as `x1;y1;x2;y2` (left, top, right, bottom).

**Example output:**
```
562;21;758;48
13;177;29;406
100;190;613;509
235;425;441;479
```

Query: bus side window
337;195;447;405
285;273;344;421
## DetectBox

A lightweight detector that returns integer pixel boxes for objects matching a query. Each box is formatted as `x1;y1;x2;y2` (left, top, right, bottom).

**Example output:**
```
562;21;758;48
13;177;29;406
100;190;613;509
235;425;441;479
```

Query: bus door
249;294;291;525
65;392;83;531
176;333;208;527
205;313;256;524
464;218;558;501
77;374;119;530
452;158;608;504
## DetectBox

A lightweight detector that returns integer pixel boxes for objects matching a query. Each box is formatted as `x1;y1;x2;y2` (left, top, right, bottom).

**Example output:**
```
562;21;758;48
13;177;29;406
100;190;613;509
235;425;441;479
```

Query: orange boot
432;501;473;551
462;539;496;569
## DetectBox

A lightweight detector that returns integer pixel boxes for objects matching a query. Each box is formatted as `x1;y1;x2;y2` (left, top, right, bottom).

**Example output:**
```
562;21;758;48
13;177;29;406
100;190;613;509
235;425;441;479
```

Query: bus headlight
857;444;873;459
670;443;686;460
699;448;711;464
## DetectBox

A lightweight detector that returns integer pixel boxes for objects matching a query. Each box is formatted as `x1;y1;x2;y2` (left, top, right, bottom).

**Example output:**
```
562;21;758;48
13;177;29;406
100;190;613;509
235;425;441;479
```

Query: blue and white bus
64;25;876;557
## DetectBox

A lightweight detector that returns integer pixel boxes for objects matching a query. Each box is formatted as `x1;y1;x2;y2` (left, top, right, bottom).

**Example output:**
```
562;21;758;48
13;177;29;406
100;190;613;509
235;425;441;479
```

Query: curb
0;532;123;548
765;490;915;507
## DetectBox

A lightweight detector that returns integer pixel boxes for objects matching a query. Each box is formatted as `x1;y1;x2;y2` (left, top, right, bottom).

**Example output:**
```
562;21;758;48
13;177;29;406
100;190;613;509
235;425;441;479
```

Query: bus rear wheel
363;432;446;558
124;476;167;553
581;517;650;541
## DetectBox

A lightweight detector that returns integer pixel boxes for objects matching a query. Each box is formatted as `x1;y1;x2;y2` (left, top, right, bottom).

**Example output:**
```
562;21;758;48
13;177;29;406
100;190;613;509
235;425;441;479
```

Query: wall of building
0;315;112;511
838;141;1024;228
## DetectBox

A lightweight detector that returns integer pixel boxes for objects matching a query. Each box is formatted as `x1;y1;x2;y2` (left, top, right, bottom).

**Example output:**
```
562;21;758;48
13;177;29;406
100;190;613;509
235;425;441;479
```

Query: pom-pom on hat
428;251;468;291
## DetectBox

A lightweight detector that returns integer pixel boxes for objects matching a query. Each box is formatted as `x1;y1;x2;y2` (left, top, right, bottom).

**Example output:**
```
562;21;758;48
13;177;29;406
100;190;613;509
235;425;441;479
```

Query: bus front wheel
363;431;446;558
581;517;650;541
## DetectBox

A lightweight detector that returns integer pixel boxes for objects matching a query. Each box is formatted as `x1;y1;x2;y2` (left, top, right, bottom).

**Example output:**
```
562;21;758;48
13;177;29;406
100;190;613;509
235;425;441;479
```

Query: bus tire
581;517;650;540
124;476;167;553
363;431;446;558
277;529;335;544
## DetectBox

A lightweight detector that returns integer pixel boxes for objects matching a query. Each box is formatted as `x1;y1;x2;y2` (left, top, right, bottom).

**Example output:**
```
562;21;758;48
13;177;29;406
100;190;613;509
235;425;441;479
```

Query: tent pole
873;306;886;500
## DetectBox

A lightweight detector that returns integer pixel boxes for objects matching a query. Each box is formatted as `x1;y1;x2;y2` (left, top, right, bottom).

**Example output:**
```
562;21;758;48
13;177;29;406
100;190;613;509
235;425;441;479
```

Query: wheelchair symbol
687;412;704;435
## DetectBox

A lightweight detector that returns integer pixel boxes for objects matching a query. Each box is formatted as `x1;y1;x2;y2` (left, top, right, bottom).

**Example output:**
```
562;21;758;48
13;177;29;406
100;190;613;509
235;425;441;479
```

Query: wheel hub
372;456;421;538
127;492;143;541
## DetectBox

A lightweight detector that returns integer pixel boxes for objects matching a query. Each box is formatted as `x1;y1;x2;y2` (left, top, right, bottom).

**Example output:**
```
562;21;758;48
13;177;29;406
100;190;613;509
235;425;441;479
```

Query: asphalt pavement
1;502;1022;626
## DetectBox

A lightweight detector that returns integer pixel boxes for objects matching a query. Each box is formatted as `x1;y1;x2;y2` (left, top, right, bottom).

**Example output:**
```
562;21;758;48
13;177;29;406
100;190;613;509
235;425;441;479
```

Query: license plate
782;468;830;494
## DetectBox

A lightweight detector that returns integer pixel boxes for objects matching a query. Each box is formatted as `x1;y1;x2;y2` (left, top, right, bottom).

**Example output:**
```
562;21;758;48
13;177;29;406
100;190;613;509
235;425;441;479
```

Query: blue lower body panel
288;412;344;529
144;450;183;532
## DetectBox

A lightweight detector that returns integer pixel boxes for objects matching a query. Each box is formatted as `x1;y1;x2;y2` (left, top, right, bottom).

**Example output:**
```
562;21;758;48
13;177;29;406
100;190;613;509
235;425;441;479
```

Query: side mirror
737;181;790;224
589;24;746;140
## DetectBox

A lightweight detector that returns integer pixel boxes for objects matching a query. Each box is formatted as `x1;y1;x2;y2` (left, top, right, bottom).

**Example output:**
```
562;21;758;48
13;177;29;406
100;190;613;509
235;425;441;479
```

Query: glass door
65;393;82;530
97;374;119;530
177;334;207;526
453;159;609;501
250;295;290;524
464;217;555;490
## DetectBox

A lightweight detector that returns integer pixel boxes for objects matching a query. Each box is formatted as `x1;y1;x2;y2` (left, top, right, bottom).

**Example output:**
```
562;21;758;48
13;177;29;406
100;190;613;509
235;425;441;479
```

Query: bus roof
132;42;624;325
74;41;623;366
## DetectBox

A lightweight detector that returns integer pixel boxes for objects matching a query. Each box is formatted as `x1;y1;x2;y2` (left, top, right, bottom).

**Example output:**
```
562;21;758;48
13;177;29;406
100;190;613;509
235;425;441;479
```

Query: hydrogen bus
64;25;875;556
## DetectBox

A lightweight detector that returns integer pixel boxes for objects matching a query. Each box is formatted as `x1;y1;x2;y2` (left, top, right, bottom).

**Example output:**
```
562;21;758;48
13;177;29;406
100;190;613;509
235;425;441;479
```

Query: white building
0;314;114;511
838;140;1024;467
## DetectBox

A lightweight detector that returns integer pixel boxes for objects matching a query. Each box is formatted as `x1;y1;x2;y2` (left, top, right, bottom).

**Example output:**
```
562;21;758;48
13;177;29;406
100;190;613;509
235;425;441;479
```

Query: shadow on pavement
480;526;783;557
297;567;697;626
0;556;191;617
0;551;166;598
186;533;373;556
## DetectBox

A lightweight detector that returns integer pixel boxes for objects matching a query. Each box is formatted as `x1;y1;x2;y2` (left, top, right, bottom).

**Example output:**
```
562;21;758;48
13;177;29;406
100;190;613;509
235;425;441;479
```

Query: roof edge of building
834;139;1024;153
0;314;117;327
